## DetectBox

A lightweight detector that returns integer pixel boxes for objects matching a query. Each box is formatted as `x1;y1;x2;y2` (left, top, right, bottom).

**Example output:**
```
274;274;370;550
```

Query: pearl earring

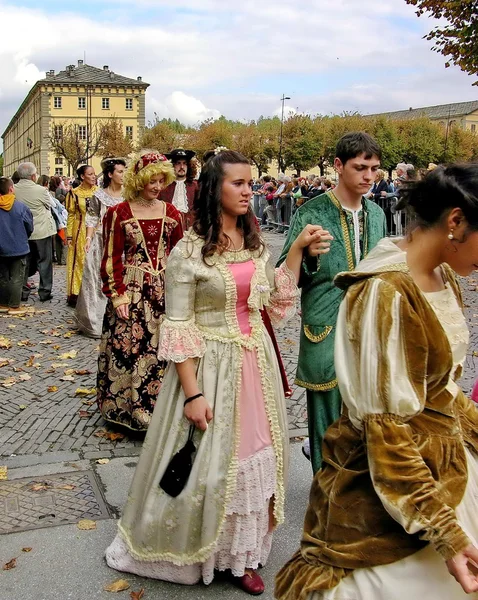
448;230;454;240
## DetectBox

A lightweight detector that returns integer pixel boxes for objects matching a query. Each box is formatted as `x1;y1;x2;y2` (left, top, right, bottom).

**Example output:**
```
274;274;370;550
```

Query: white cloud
150;91;221;125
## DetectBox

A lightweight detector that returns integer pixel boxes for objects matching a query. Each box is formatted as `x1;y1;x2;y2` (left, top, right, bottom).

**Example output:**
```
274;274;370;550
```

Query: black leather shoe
39;294;53;302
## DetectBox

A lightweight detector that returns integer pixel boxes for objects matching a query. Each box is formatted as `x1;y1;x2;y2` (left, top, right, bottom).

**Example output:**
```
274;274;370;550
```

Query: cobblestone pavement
1;232;477;463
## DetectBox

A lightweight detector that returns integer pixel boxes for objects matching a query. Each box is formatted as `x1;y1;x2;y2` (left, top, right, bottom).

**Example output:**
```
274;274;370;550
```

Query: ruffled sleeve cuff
268;262;299;327
158;318;206;363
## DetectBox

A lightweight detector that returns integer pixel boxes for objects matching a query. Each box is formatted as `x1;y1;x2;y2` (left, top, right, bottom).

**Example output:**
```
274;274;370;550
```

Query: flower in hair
214;146;228;156
133;152;168;174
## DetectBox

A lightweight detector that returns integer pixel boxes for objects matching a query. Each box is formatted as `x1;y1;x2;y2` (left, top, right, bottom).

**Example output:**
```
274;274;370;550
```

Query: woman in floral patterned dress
97;153;183;431
105;150;332;595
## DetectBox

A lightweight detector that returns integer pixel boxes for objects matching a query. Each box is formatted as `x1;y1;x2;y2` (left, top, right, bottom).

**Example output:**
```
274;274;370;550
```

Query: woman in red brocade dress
97;153;183;431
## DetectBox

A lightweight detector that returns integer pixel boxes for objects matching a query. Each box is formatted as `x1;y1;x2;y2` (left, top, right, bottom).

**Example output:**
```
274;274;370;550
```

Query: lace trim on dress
105;446;277;586
157;317;207;362
267;262;299;327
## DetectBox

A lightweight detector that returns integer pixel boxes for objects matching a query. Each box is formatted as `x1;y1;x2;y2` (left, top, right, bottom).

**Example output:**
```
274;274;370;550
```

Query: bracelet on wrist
184;393;203;406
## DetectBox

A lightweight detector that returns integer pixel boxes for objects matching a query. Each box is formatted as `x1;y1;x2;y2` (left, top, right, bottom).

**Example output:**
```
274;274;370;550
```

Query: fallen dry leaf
0;357;12;367
78;410;91;418
17;340;34;347
64;368;75;375
31;482;52;492
75;387;96;396
39;340;52;345
47;385;58;393
56;484;76;490
130;589;144;600
21;548;32;553
7;324;16;329
104;579;130;593
51;363;68;368
82;400;95;406
59;350;78;359
77;519;96;531
94;430;123;440
63;332;74;338
0;466;7;480
96;458;110;465
19;373;31;381
75;369;92;375
2;376;17;388
18;405;27;411
0;336;12;349
12;366;24;372
2;558;17;570
53;344;61;350
60;375;75;381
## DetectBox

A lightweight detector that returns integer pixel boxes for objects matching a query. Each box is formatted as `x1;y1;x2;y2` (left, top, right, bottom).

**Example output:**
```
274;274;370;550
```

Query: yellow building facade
2;60;149;177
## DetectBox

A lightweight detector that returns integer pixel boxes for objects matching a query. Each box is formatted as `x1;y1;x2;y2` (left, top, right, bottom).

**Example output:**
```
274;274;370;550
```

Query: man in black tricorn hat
160;148;198;230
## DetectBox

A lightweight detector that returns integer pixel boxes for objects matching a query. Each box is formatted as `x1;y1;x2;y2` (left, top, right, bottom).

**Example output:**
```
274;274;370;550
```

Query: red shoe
234;570;265;595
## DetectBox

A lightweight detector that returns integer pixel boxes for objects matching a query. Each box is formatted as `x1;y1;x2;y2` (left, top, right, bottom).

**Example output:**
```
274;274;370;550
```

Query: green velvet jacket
277;191;387;391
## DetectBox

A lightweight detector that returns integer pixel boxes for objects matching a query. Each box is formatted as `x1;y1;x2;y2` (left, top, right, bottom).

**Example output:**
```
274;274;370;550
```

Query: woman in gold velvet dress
276;164;478;600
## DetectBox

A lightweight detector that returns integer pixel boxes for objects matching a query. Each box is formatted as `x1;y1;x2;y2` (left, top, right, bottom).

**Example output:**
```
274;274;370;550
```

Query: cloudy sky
1;0;476;141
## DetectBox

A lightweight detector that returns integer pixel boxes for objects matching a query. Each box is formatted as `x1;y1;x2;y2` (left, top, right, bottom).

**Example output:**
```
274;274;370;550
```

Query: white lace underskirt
106;445;276;585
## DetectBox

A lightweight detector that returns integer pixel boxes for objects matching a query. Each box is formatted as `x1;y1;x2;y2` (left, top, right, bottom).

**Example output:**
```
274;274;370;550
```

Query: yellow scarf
0;194;15;211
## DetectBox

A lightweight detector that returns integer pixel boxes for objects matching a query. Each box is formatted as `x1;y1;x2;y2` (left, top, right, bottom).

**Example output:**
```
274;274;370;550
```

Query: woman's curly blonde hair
123;153;175;201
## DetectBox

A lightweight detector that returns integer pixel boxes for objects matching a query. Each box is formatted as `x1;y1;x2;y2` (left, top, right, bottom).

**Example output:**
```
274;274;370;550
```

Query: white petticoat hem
105;445;277;585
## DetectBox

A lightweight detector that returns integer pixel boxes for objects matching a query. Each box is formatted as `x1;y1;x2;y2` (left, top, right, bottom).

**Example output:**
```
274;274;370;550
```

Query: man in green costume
278;132;387;472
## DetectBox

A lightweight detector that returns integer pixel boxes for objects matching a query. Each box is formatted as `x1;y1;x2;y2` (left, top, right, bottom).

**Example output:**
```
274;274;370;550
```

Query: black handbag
159;425;197;497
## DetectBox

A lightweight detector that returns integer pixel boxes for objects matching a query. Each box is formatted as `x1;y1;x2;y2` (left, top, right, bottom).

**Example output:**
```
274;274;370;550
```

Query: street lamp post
278;94;290;174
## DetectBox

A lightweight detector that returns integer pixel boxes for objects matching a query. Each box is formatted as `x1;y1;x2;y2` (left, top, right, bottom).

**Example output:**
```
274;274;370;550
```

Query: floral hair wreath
214;146;229;156
133;152;168;174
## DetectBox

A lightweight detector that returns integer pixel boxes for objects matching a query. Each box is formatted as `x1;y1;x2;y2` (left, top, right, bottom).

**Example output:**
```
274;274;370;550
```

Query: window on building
125;98;133;110
54;97;62;109
54;125;63;139
78;125;87;141
102;98;110;110
55;168;63;176
55;157;63;165
78;97;86;109
126;126;133;139
472;124;476;133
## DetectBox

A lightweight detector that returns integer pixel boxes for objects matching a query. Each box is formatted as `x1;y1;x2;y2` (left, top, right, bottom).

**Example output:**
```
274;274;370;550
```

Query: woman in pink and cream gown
105;149;332;595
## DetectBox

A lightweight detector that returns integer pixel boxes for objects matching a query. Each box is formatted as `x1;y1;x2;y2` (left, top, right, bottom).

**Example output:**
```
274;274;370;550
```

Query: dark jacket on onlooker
371;179;389;202
0;198;34;257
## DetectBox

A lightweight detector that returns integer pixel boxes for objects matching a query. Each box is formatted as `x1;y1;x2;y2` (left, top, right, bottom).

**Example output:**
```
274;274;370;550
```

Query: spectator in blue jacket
0;177;33;315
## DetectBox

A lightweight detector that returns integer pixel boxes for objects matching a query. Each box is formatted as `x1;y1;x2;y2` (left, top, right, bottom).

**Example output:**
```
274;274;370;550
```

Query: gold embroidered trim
329;191;355;271
295;377;338;391
304;324;333;343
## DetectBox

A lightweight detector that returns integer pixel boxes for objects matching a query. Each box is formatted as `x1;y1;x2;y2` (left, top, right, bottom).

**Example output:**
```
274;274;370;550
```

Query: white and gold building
2;60;149;176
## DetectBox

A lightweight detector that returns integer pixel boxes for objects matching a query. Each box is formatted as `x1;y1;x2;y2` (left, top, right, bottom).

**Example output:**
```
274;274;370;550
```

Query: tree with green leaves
396;117;444;168
371;117;405;174
405;0;478;84
282;115;324;175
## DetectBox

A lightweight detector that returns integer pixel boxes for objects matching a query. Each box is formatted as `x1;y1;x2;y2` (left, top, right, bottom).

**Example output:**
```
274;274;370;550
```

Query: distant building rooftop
368;100;478;121
42;61;149;87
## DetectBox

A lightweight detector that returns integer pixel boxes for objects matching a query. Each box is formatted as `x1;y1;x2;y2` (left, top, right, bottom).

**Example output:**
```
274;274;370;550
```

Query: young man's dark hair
0;177;13;196
336;131;382;165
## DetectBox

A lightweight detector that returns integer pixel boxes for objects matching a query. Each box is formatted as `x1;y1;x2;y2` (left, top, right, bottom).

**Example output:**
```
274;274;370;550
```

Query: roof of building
2;61;149;138
368;100;478;121
41;62;149;87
